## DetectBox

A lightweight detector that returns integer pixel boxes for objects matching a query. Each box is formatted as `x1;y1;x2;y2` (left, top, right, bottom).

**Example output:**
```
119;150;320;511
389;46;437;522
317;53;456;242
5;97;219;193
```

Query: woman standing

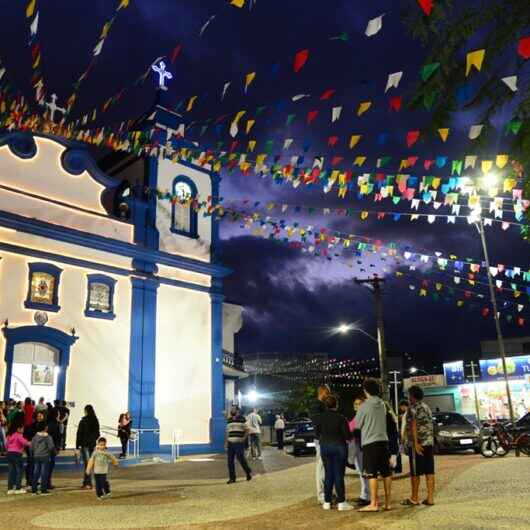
309;385;330;504
117;412;132;459
312;394;353;511
76;405;100;489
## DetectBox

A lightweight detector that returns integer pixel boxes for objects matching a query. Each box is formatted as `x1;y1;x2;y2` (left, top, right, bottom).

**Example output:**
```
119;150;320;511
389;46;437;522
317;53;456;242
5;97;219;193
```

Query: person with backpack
76;405;100;490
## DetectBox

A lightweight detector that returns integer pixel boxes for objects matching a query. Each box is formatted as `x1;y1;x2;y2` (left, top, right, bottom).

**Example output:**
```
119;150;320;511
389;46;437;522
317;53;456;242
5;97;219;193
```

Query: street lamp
469;173;515;426
409;367;428;375
335;323;378;343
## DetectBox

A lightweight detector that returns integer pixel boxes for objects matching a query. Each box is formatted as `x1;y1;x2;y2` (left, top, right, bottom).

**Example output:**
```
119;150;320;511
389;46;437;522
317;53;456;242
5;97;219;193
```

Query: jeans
48;452;56;488
314;440;325;502
350;442;370;501
81;446;95;487
249;433;261;458
119;433;129;456
32;456;50;493
6;452;24;490
320;443;347;504
25;449;33;486
94;473;110;497
276;429;284;449
227;442;252;481
0;426;6;451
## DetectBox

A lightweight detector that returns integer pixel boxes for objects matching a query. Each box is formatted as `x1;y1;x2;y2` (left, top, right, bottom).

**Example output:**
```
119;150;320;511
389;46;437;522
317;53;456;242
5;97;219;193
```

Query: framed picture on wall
31;364;54;386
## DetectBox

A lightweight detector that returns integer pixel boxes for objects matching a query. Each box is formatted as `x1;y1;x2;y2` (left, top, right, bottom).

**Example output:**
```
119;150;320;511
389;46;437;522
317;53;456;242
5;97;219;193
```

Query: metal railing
171;429;183;462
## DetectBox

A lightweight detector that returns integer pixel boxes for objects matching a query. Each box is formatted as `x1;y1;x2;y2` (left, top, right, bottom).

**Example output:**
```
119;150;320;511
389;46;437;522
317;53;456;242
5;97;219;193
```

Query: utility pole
355;275;388;401
389;370;401;415
465;361;481;423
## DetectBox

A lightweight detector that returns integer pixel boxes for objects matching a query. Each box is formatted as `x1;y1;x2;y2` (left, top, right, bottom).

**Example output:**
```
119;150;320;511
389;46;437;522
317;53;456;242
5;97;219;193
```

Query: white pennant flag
447;216;456;224
501;221;510;230
385;71;403;92
454;277;461;284
411;214;419;221
427;215;436;224
433;201;442;210
452;204;461;215
468;124;483;140
281;204;288;213
221;82;231;100
283;138;293;150
93;40;104;56
411;199;420;210
292;94;310;101
483;218;493;226
501;76;517;92
365;14;384;37
517;304;523;312
464;155;477;169
489;266;498;276
30;12;39;36
332;106;342;122
0;68;5;82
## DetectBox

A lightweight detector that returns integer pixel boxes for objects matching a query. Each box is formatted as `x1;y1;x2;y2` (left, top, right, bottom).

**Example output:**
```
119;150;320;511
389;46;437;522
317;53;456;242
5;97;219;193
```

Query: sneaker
356;498;371;507
105;492;112;498
246;475;252;481
322;502;331;510
14;489;27;495
338;502;354;511
32;493;40;496
227;479;236;484
118;455;126;459
6;490;15;496
97;496;104;501
40;491;51;496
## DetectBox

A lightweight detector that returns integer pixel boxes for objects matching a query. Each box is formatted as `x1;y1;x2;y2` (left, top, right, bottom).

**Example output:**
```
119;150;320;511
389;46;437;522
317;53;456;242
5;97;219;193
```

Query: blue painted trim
84;274;116;320
128;277;160;452
2;325;78;401
0;240;212;295
170;175;198;239
210;169;221;263
209;280;226;452
145;158;160;250
0;210;231;278
24;262;63;313
153;443;223;456
0;133;37;159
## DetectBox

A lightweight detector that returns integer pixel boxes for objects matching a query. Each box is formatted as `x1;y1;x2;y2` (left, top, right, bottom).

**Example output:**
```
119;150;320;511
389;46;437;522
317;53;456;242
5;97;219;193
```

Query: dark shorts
408;445;435;476
362;441;391;478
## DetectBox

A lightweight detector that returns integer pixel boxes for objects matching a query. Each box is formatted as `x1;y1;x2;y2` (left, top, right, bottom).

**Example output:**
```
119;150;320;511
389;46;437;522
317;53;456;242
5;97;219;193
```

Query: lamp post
389;370;401;414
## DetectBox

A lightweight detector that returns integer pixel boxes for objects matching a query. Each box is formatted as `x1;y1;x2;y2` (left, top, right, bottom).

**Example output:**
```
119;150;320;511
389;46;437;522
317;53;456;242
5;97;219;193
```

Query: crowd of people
1;397;132;500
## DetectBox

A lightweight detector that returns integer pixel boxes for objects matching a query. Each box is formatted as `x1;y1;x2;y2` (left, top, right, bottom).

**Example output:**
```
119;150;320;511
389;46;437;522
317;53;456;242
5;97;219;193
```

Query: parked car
292;421;317;456
284;417;312;445
433;412;480;453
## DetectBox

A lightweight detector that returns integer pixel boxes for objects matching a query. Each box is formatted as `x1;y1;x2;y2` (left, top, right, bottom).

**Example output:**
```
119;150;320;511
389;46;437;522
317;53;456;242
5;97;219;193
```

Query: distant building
481;337;530;358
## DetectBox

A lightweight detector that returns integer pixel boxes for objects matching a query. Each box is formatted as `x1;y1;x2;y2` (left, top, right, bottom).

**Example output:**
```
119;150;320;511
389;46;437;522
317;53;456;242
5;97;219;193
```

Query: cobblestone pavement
0;448;525;530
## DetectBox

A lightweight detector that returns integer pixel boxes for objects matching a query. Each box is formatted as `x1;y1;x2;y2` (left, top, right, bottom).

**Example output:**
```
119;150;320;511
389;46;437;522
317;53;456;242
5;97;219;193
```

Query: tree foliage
401;0;530;234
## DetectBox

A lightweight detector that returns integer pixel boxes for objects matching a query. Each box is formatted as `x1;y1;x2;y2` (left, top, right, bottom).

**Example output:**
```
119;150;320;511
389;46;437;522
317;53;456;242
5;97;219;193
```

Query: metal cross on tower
44;94;66;123
152;61;173;91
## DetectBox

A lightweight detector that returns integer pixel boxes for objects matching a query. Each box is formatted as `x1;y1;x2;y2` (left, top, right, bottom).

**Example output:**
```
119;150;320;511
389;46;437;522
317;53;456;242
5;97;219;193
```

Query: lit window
171;176;198;238
25;263;62;312
85;275;116;320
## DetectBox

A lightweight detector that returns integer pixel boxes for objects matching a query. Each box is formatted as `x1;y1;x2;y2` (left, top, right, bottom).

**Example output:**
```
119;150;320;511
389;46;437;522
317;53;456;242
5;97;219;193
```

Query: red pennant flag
171;43;182;63
418;0;434;16
518;36;530;60
331;156;343;167
406;130;420;147
424;159;434;170
407;156;419;166
294;49;309;73
389;96;402;111
327;136;339;147
229;140;239;152
482;307;489;317
307;110;319;124
320;88;335;100
518;317;525;327
377;212;386;219
375;173;385;181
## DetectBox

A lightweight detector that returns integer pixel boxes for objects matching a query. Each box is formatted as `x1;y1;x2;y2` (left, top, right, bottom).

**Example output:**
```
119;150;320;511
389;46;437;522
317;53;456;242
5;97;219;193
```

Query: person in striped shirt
225;406;252;484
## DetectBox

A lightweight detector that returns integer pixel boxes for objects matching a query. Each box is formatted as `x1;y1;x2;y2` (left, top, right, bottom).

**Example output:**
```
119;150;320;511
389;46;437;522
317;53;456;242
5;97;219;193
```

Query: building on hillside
0;105;238;454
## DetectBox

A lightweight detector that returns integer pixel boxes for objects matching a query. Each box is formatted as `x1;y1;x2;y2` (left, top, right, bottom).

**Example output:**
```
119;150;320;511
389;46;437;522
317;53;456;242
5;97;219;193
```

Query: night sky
0;0;528;370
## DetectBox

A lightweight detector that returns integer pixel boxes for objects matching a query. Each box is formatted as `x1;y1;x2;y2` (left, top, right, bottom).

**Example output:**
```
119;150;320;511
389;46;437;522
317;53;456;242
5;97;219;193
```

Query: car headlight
438;430;452;437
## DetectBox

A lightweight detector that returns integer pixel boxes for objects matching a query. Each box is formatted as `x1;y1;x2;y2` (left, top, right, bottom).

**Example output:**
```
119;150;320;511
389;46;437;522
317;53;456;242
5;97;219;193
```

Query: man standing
402;385;435;506
225;406;252;484
355;378;392;512
274;414;285;450
246;408;262;460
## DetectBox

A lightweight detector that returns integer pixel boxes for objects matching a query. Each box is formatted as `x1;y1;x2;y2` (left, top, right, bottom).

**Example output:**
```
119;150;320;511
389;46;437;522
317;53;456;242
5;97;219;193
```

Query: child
86;437;118;500
5;423;30;494
31;422;55;495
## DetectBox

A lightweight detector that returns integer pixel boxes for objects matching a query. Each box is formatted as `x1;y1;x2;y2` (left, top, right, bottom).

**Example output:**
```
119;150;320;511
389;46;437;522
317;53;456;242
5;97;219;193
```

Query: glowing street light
335;322;377;343
246;390;258;404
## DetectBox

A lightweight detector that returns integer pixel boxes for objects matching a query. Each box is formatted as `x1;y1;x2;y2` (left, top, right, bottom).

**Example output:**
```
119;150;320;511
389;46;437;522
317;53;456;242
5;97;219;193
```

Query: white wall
156;160;212;262
223;303;243;354
0;250;131;448
155;284;212;445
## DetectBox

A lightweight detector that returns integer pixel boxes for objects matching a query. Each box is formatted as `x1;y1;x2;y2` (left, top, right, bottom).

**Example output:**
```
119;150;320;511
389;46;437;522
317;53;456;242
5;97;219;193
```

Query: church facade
0;107;233;453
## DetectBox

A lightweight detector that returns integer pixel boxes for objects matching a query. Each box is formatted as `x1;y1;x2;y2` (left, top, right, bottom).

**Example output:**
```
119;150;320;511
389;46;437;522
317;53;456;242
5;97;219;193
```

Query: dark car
433;412;480;453
284;417;311;445
292;421;317;456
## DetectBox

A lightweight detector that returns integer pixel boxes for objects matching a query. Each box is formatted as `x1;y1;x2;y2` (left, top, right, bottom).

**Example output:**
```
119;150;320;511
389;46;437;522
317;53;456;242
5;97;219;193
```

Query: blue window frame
24;263;62;313
170;175;198;239
85;274;116;320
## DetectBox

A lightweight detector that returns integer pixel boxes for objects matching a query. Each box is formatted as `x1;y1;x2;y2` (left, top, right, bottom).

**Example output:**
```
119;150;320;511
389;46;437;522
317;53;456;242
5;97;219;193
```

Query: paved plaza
0;449;528;530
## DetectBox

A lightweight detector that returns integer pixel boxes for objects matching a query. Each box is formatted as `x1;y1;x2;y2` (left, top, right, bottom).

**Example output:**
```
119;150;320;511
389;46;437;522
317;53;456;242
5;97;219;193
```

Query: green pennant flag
216;141;225;150
385;175;394;186
451;160;463;175
330;32;349;41
392;196;401;205
286;114;296;126
421;63;440;82
200;125;208;136
423;91;438;110
264;140;274;154
256;106;267;116
507;314;513;322
506;120;522;135
379;156;392;167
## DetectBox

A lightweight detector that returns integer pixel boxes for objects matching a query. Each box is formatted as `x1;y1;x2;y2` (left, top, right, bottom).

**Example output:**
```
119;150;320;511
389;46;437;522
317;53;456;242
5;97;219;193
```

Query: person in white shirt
274;414;286;450
246;408;262;459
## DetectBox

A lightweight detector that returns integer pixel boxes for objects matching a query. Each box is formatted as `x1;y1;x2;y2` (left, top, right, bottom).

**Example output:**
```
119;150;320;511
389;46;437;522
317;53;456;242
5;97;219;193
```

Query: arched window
24;263;62;313
171;176;198;238
85;274;116;320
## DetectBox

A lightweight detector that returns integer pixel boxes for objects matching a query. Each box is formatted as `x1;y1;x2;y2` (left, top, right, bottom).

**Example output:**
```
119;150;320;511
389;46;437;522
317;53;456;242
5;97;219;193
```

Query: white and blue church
0;106;245;453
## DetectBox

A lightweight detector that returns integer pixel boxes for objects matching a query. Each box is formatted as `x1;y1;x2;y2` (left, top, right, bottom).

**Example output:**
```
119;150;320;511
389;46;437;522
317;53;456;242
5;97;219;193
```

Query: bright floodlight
484;172;498;189
247;390;258;403
410;367;418;374
338;323;351;334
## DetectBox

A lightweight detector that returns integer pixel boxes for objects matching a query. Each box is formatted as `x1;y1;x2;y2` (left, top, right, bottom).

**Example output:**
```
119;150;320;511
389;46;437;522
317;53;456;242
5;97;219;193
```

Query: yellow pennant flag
247;140;256;152
457;300;464;307
360;211;369;220
186;96;198;112
432;177;441;189
357;101;371;116
117;0;130;10
495;154;508;169
100;21;111;39
246;120;255;134
26;0;36;18
420;289;427;297
466;49;485;76
435;283;442;291
349;135;362;148
438;128;449;142
230;0;245;6
256;154;267;166
244;72;256;93
354;156;366;166
481;160;493;174
32;52;41;69
399;159;409;171
503;178;516;192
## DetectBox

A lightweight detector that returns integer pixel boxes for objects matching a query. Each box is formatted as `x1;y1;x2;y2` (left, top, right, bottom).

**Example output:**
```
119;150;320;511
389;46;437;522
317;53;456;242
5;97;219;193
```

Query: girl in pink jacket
6;424;30;494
